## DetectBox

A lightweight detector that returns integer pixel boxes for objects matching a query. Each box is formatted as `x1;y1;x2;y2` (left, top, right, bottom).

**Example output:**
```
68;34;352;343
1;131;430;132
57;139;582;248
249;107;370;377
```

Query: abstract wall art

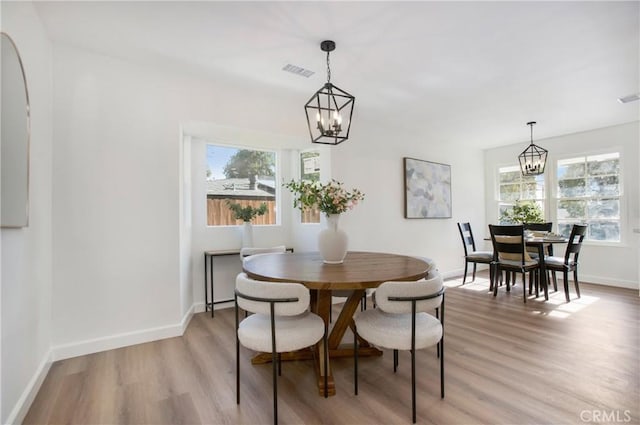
404;157;451;219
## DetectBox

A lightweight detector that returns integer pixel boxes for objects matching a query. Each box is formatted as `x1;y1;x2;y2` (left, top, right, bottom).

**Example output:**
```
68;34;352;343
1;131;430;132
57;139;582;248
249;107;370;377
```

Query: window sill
583;241;629;248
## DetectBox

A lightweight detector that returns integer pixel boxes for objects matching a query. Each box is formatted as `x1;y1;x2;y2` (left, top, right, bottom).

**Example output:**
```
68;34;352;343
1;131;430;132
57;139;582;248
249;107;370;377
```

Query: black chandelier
304;40;355;145
518;121;548;176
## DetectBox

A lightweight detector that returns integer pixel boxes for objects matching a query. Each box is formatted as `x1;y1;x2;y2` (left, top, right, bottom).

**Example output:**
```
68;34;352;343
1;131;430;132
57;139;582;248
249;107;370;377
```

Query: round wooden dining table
242;251;432;396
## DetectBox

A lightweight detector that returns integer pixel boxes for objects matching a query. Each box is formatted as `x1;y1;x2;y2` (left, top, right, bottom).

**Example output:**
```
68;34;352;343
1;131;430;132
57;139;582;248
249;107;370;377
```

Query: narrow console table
204;250;241;317
204;248;293;317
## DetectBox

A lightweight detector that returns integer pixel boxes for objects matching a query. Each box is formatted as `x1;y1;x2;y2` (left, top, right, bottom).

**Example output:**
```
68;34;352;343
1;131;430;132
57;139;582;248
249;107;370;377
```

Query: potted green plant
500;200;544;224
284;179;364;263
226;201;268;247
226;201;268;222
283;179;364;217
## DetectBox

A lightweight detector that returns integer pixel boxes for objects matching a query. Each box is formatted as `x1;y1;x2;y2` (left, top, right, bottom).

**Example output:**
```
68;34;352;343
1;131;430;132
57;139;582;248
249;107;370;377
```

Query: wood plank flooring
25;275;639;424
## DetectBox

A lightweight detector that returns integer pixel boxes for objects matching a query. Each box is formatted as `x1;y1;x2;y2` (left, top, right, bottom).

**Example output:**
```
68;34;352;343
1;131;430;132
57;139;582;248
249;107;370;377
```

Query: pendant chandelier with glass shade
304;40;355;145
518;121;548;176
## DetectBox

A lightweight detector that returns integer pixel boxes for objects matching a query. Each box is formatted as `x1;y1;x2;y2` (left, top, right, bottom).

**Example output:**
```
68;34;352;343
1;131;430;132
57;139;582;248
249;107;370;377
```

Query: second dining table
242;251;432;396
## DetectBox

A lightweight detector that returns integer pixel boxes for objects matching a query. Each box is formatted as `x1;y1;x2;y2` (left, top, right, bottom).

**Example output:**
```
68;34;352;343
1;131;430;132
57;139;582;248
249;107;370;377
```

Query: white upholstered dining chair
235;272;327;425
353;271;445;424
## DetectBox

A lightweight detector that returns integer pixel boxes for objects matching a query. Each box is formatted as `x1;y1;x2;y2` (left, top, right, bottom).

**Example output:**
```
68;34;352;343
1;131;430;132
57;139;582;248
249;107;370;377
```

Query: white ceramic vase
242;222;254;248
318;214;348;264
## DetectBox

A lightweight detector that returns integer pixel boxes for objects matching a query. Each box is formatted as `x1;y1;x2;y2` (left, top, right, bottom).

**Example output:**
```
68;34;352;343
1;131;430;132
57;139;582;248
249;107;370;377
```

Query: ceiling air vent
282;64;314;78
617;93;640;104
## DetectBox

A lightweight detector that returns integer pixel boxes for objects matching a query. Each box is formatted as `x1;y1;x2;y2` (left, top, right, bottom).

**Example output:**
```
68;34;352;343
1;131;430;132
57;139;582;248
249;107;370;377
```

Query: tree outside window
206;145;277;226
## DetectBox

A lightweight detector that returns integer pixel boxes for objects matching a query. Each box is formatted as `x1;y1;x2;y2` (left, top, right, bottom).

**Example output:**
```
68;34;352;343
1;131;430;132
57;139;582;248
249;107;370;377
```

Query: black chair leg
462;261;468;284
563;270;570;302
440;335;445;399
235;305;241;405
489;263;494;291
552;271;558;291
522;273;527;303
236;338;240;405
272;348;278;425
324;325;328;398
411;348;416;424
393;349;399;372
354;324;359;395
573;269;581;298
472;263;477;282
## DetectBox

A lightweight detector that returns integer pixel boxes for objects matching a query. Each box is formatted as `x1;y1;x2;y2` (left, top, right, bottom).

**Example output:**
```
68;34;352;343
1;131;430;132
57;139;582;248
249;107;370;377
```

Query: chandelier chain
326;51;331;83
527;121;536;144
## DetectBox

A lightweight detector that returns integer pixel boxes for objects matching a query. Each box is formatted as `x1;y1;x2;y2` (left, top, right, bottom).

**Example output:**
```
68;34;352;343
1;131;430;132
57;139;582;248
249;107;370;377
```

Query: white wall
49;44;314;357
51;45;183;356
0;2;53;423
484;121;640;289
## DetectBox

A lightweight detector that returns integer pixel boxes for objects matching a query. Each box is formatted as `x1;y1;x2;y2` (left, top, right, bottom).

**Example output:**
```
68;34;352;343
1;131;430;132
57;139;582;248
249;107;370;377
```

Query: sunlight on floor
445;275;601;319
533;292;600;319
444;277;493;292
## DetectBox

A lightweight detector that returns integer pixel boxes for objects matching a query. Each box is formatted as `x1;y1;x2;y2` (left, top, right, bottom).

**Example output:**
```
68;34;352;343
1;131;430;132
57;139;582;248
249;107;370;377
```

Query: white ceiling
34;1;639;149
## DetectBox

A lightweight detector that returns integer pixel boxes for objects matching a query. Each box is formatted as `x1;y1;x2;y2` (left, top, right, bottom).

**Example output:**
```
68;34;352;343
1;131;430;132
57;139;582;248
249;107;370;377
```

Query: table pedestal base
251;345;382;397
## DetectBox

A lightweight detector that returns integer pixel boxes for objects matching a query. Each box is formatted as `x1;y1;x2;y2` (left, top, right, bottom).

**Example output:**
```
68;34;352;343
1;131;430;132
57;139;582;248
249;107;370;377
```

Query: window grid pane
497;167;545;223
556;152;621;242
300;150;321;223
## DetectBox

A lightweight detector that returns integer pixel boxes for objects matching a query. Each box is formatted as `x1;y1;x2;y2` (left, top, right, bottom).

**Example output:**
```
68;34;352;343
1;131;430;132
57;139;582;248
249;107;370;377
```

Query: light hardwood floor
25;275;639;424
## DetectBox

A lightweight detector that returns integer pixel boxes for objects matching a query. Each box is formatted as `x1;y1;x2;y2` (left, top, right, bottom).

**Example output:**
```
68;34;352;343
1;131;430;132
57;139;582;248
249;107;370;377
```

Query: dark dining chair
523;222;556;290
523;222;553;232
489;224;541;303
457;222;493;285
544;224;587;302
523;222;554;255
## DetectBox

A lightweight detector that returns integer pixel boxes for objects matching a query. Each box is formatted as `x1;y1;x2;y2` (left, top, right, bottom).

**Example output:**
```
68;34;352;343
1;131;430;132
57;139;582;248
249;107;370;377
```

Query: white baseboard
572;274;638;290
51;305;196;362
180;304;196;333
5;349;52;425
13;307;196;424
444;267;638;290
442;265;490;281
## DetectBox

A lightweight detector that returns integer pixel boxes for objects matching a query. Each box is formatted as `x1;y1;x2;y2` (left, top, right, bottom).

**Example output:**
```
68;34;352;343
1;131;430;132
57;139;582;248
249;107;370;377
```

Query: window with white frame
206;144;277;226
556;152;621;242
299;150;321;224
498;165;545;222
